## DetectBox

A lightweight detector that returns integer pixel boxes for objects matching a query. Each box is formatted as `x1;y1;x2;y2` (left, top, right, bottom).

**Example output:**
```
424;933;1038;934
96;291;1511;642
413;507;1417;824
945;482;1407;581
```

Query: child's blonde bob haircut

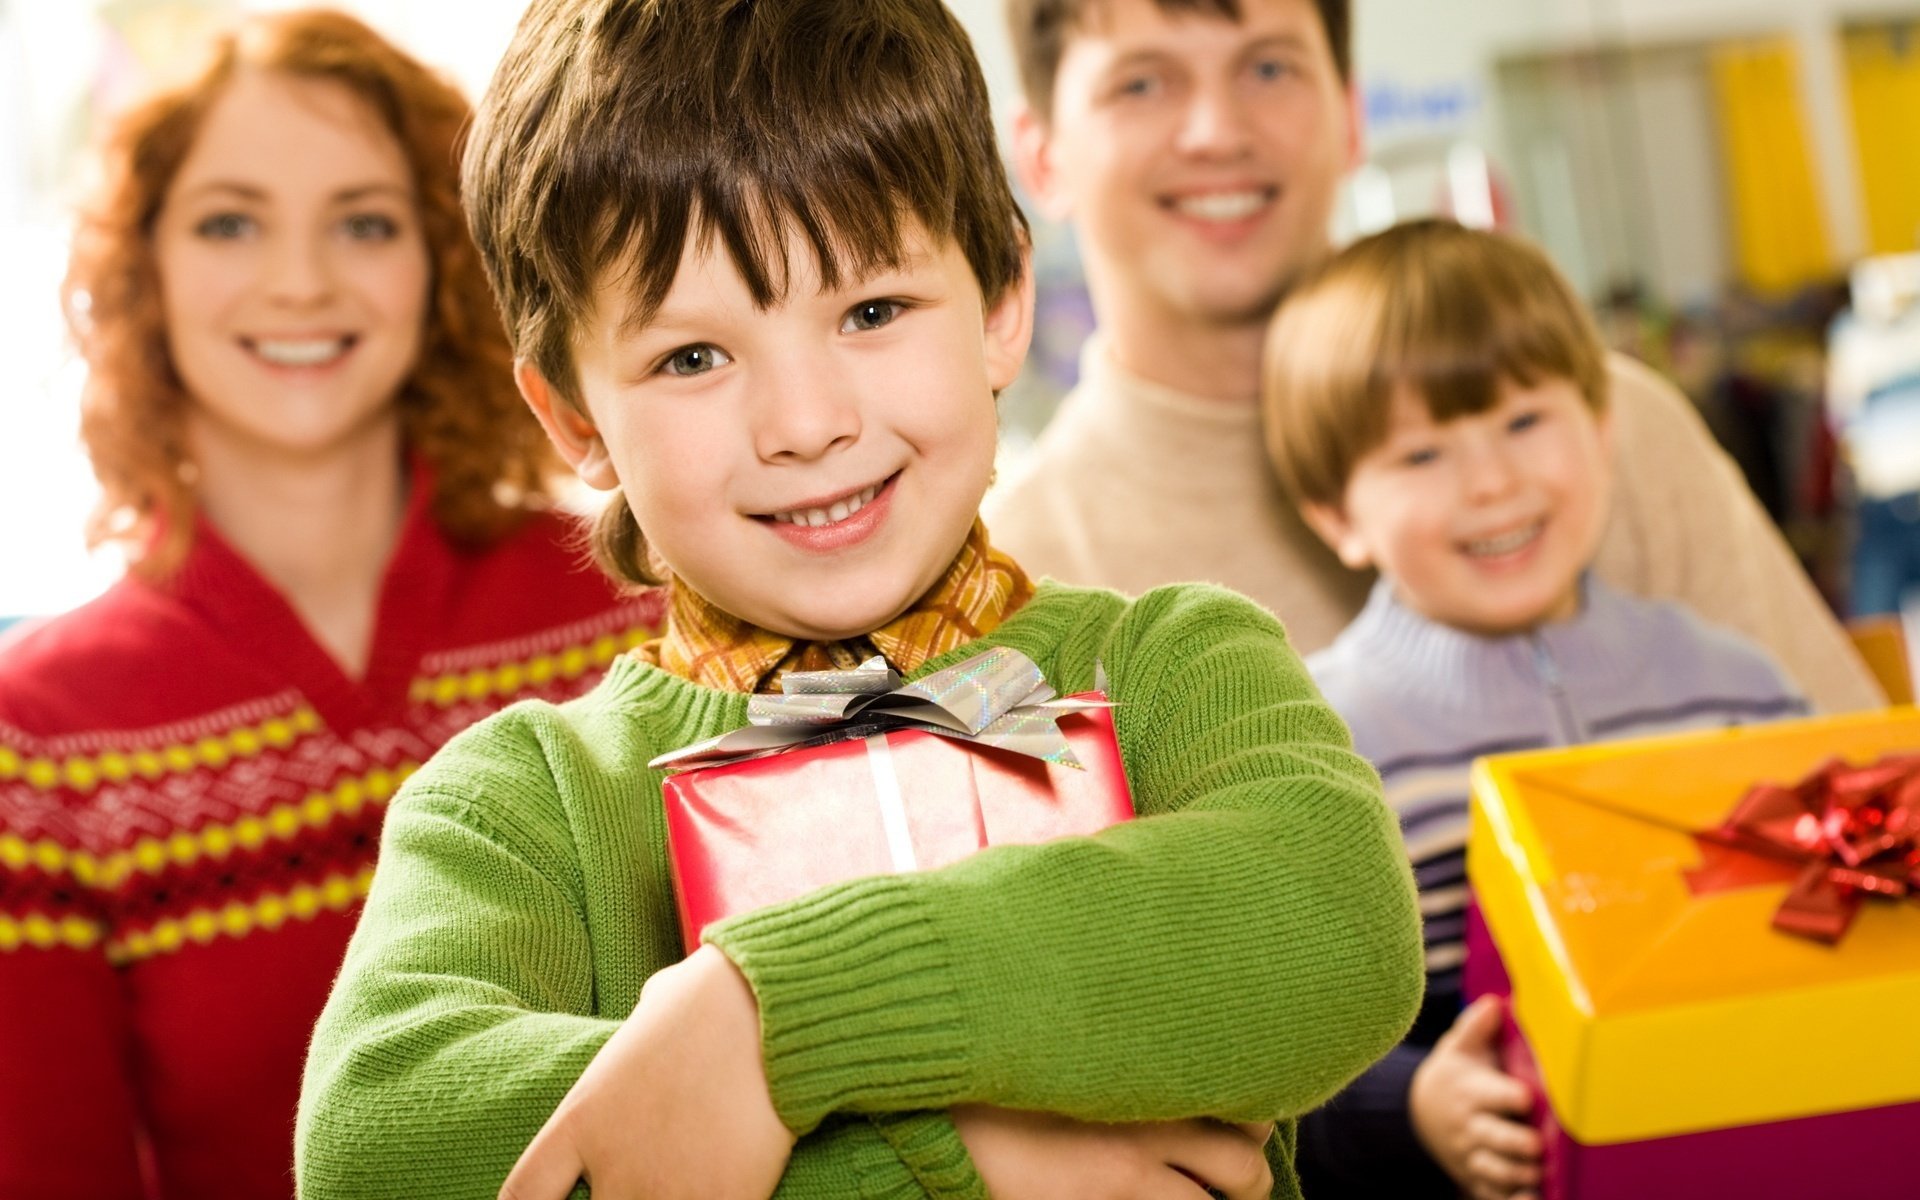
464;0;1030;587
1263;219;1609;508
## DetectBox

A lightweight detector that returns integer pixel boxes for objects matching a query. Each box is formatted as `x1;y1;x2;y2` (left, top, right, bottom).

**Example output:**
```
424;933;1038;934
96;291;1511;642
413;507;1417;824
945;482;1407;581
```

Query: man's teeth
252;338;350;366
1466;523;1542;557
771;483;881;527
1173;190;1269;222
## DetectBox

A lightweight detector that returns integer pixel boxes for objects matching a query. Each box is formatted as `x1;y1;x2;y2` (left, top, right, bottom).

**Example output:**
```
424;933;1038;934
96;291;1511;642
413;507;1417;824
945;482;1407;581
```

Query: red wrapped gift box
661;700;1133;950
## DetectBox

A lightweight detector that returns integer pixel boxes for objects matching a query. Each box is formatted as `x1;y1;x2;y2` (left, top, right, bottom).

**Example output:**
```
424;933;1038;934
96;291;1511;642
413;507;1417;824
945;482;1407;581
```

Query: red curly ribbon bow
1692;755;1920;944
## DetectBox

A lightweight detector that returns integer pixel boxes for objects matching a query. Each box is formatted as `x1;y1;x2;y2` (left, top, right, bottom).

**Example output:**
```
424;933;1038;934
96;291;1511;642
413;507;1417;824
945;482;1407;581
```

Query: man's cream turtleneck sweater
985;337;1882;714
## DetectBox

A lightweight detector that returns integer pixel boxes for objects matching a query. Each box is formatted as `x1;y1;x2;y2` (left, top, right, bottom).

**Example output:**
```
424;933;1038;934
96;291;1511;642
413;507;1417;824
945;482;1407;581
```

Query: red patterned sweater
0;486;662;1200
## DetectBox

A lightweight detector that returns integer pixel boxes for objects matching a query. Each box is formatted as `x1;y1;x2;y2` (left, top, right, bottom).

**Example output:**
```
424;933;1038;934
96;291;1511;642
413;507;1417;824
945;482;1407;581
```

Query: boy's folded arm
294;785;620;1199
706;584;1428;1138
295;746;948;1200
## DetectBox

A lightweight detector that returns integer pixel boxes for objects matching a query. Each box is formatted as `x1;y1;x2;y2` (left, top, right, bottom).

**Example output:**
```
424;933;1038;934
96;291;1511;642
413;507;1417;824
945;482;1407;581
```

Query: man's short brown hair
1006;0;1352;118
1262;219;1608;507
464;0;1029;584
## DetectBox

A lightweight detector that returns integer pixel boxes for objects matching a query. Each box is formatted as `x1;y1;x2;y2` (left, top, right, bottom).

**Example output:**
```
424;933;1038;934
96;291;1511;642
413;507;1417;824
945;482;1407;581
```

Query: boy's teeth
253;338;350;366
1173;190;1269;222
1466;523;1542;557
773;483;879;527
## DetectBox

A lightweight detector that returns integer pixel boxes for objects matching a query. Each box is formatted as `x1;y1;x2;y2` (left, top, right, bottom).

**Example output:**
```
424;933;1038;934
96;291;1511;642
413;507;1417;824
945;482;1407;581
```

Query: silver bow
648;646;1110;772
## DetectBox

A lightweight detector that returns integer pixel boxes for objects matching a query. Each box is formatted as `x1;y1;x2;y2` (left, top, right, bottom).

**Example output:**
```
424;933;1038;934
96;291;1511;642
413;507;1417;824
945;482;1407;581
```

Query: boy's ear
514;359;619;492
1011;104;1072;222
983;246;1037;394
1300;500;1375;571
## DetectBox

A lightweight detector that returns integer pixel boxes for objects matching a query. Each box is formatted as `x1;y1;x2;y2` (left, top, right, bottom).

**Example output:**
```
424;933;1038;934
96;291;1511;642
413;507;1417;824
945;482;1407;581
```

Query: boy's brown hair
1262;218;1608;507
464;0;1030;586
1006;0;1352;120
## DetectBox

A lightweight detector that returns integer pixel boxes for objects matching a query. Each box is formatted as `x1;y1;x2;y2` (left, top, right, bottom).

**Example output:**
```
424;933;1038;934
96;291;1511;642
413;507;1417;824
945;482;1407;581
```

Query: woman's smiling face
154;69;430;464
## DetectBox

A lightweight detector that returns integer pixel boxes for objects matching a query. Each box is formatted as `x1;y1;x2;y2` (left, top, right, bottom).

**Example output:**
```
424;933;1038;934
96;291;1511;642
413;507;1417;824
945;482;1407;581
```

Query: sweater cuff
704;874;969;1135
773;1115;960;1200
869;1112;988;1200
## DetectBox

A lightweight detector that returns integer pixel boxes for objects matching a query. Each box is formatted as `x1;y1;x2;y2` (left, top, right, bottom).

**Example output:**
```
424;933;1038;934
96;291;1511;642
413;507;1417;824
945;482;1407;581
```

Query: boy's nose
752;360;863;462
1460;439;1523;502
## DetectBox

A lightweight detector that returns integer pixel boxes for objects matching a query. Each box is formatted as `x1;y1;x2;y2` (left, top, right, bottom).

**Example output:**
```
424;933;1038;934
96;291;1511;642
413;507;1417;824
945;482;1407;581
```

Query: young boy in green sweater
294;2;1423;1197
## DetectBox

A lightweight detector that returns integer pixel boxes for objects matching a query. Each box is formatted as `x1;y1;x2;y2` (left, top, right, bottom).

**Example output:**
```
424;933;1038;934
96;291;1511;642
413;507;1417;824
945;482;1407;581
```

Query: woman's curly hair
65;8;561;578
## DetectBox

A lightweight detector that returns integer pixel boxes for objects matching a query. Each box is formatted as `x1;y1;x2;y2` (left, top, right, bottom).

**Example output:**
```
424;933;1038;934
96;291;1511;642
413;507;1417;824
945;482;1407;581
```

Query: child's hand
500;946;795;1200
1408;996;1543;1200
953;1106;1274;1199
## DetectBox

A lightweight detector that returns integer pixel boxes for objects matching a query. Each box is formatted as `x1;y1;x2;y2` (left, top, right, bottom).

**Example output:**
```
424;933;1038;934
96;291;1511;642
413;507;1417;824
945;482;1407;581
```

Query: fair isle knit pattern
0;489;662;1200
638;520;1034;693
297;581;1426;1200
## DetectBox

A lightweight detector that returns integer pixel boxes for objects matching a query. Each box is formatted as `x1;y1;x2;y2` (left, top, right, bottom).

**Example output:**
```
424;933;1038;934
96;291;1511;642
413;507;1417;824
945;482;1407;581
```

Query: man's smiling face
1019;0;1358;334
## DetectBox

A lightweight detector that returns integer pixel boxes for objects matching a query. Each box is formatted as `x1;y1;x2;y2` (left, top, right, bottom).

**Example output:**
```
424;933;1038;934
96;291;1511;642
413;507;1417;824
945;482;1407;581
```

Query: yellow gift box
1467;707;1920;1145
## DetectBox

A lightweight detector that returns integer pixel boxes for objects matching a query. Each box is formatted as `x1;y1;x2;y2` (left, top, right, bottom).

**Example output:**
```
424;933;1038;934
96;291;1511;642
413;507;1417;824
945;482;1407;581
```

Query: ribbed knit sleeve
296;712;934;1199
705;584;1426;1139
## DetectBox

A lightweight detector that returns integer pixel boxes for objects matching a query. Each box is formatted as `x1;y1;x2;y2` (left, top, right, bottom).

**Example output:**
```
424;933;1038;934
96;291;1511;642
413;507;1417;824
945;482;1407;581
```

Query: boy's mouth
1461;519;1545;559
756;472;898;529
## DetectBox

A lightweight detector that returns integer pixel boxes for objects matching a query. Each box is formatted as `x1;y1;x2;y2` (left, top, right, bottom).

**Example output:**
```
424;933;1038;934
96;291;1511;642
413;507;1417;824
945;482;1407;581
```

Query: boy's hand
500;946;795;1200
1409;996;1543;1200
953;1106;1274;1199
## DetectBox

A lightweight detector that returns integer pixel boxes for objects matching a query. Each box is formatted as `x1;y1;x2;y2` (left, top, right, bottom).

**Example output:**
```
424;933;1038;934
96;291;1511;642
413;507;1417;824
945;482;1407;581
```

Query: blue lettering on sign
1365;79;1481;131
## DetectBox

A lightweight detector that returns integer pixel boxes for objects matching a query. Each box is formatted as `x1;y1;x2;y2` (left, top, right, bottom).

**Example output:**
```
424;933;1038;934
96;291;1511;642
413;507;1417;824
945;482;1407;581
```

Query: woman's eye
194;212;255;240
1402;446;1440;468
1508;411;1542;434
842;300;903;333
342;213;400;241
661;344;731;377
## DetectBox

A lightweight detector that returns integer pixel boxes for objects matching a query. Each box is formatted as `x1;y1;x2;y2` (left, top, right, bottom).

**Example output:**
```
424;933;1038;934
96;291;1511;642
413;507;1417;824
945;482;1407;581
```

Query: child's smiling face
524;219;1031;641
1303;375;1614;636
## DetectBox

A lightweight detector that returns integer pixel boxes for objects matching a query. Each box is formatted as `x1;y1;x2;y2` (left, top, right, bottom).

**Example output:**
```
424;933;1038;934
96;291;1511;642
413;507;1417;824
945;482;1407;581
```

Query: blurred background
4;0;1920;636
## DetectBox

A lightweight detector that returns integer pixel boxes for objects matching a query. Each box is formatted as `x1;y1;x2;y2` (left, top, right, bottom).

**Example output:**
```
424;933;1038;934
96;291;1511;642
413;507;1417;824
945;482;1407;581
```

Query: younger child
294;2;1426;1198
1261;219;1808;1200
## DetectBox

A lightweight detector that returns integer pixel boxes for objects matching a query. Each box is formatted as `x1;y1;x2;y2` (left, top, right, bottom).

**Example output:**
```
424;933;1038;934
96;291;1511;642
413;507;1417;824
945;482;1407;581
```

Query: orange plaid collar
636;522;1036;693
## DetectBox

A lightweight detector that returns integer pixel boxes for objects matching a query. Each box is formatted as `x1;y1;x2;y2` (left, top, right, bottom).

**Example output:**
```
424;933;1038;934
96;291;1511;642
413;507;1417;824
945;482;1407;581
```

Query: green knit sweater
295;581;1425;1198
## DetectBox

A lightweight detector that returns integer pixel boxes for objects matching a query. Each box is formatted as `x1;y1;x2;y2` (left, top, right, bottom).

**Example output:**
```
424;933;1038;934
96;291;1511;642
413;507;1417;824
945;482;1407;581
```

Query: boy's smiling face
1303;376;1614;636
522;220;1031;642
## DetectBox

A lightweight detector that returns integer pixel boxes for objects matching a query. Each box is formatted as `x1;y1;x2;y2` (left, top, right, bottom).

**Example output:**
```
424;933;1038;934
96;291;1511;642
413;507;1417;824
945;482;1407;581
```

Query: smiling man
988;0;1882;714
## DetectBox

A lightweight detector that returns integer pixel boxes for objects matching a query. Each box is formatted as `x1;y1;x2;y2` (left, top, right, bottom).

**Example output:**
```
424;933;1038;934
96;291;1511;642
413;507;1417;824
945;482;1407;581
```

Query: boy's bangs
1370;251;1599;425
525;0;1010;339
603;173;937;335
1375;307;1579;424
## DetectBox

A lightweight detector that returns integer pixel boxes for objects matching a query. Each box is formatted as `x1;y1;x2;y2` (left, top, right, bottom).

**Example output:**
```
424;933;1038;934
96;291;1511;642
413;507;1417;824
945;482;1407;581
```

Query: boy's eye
194;212;255;240
842;300;904;333
1402;446;1440;468
1507;410;1542;434
1251;57;1295;82
660;343;732;377
341;212;400;241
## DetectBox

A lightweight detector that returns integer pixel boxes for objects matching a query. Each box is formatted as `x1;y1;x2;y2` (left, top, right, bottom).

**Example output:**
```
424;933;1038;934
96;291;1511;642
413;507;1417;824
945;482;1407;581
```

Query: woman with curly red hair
0;10;660;1197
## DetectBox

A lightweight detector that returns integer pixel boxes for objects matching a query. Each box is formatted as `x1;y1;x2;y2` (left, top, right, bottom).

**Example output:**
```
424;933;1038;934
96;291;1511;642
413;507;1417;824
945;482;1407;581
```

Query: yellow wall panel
1844;25;1920;256
1710;39;1834;293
